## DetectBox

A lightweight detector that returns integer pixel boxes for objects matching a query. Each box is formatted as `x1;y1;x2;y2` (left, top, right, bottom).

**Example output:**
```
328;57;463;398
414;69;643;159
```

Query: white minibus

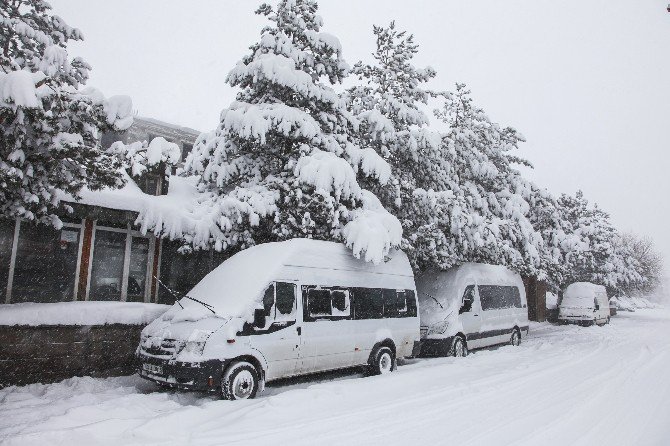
558;282;610;326
416;263;529;357
137;239;420;400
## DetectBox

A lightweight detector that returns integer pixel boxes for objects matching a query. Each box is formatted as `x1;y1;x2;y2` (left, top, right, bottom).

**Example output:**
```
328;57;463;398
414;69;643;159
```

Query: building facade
1;117;203;306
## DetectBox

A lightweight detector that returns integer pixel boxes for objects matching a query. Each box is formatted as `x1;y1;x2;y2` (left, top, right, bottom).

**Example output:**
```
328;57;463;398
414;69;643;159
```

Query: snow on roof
0;302;170;326
185;239;411;321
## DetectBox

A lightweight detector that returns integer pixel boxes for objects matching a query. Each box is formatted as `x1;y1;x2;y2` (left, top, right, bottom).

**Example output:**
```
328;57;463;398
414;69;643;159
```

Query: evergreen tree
183;0;400;263
431;84;543;275
0;0;132;227
557;191;642;293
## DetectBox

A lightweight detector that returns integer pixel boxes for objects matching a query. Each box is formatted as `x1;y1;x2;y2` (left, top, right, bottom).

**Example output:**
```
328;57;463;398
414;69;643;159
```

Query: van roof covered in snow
563;282;607;301
185;239;411;319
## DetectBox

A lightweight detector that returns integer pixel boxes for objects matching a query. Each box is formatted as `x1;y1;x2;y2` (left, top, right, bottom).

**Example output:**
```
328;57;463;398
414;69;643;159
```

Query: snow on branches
174;0;401;263
0;0;133;227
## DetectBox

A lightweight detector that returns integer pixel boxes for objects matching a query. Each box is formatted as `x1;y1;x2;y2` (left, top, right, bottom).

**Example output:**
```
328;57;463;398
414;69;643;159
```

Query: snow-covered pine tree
0;0;132;227
432;84;544;275
557;190;642;293
344;21;467;270
182;0;400;263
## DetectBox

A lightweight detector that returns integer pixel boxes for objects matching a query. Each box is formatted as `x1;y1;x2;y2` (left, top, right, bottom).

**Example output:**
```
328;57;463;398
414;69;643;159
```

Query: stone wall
0;324;143;388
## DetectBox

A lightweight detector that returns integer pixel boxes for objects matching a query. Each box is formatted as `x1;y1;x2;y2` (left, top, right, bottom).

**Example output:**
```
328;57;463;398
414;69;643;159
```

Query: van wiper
154;276;216;314
421;292;444;309
182;295;216;314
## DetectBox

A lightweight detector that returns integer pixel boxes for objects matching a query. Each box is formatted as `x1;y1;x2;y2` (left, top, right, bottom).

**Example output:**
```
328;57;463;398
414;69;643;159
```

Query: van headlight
183;340;207;355
428;320;450;335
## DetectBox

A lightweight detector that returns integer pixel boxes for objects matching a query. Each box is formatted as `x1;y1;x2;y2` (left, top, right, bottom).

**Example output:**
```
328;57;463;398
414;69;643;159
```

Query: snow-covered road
1;309;669;446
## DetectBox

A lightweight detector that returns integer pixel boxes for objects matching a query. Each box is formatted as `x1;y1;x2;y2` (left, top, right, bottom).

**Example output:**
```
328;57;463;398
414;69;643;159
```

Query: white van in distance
137;239;420;400
416;263;529;357
558;282;611;326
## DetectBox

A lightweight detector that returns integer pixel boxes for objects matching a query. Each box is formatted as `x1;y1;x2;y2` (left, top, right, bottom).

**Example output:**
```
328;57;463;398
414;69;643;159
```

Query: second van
416;263;530;357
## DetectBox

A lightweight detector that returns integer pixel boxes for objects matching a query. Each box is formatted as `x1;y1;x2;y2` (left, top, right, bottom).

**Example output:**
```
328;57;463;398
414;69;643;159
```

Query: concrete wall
0;324;143;388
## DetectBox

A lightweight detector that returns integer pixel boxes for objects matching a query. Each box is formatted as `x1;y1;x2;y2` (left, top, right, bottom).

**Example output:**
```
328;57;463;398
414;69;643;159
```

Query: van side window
352;288;383;320
331;289;351;316
307;289;331;318
262;284;275;317
275;282;297;317
478;285;522;310
383;289;408;318
405;290;417;317
460;285;475;314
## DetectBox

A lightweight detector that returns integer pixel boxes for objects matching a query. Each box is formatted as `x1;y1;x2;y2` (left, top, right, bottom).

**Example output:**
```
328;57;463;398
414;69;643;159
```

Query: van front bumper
419;337;455;357
136;352;228;392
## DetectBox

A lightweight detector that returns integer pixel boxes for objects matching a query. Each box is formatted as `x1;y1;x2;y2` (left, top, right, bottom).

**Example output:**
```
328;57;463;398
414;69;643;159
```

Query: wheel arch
367;338;397;365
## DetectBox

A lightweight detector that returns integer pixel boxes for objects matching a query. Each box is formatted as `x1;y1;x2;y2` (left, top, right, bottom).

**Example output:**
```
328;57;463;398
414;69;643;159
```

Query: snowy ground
1;310;669;446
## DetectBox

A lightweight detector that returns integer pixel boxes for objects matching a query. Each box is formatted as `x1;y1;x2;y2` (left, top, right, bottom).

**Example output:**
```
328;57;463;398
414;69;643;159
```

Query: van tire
510;328;521;346
221;361;259;400
451;336;468;357
368;346;395;375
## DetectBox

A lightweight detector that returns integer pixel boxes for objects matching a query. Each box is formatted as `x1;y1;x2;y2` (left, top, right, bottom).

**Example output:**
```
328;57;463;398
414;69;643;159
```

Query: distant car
558;282;611;326
609;295;635;312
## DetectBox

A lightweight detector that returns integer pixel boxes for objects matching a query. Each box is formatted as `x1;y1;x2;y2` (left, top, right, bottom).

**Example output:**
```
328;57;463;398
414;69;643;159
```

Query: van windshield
184;243;292;319
561;295;594;308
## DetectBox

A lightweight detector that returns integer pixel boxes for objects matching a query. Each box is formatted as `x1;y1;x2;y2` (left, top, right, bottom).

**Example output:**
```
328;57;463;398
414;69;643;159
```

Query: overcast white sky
50;0;670;275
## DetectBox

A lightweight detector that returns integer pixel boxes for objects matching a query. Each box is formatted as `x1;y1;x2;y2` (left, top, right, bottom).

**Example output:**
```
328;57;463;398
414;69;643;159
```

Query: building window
89;230;126;301
10;222;81;303
88;224;153;302
182;143;194;161
127;237;150;302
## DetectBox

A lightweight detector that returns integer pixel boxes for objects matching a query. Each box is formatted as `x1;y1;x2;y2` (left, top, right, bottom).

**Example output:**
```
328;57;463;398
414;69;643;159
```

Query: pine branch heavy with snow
182;0;400;263
0;0;133;227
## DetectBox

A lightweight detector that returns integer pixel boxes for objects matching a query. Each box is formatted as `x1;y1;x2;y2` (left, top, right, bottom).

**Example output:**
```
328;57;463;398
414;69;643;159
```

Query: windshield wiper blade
154;275;184;309
154;276;216;314
182;295;216;314
421;291;444;309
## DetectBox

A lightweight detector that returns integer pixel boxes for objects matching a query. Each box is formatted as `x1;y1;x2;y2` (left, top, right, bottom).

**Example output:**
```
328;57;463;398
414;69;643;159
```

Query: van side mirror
253;308;266;328
594;304;599;311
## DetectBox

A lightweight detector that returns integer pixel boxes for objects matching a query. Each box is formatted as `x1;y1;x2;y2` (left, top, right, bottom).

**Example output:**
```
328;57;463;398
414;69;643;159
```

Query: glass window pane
127;237;149;302
353;288;383;320
307;289;332;317
0;220;15;298
12;223;80;303
89;230;126;301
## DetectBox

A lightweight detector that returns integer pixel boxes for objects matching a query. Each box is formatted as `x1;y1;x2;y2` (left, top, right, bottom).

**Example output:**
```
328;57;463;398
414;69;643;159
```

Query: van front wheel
221;361;259;400
368;346;395;375
451;336;468;357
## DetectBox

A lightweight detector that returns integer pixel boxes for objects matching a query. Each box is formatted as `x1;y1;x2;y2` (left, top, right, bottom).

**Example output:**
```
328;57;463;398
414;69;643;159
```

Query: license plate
143;363;163;375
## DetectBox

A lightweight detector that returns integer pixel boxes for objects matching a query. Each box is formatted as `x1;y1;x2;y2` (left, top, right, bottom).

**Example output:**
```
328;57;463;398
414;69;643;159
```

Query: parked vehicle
416;263;530;357
558;282;610;326
137;239;419;400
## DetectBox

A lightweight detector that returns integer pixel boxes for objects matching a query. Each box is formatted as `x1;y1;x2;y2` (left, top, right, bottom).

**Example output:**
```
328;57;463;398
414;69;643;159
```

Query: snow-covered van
137;239;419;400
558;282;610;326
416;263;529;357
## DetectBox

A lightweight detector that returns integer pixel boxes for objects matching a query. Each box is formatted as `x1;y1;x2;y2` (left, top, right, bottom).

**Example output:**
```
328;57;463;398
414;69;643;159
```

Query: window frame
302;285;353;322
86;221;154;302
4;218;84;304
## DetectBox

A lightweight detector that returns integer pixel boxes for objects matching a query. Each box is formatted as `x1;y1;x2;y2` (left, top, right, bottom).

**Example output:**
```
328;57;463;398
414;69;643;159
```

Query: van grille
142;338;184;357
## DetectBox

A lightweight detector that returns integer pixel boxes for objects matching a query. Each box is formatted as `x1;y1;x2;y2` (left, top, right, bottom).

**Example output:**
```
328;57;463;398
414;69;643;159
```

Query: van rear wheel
221;361;259;400
368;346;395;375
510;328;521;346
451;336;468;357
